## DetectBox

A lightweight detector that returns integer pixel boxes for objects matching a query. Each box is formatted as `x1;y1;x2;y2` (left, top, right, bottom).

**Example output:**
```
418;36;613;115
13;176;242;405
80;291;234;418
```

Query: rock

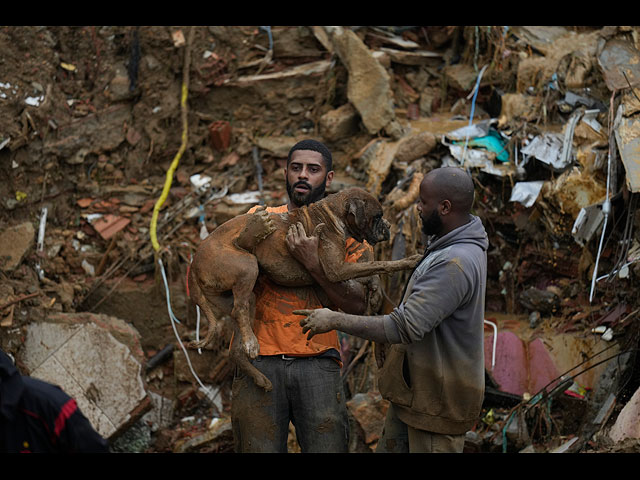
518;286;560;315
89;277;188;353
498;93;542;125
107;63;133;102
346;391;389;448
0;222;35;272
419;86;440;116
395;131;438;163
328;27;396;135
19;312;149;439
319;103;360;142
254;135;301;158
444;63;478;91
43;105;130;161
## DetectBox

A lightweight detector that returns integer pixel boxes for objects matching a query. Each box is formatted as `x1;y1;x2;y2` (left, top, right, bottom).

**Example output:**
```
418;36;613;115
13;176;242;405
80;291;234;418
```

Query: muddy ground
2;26;640;453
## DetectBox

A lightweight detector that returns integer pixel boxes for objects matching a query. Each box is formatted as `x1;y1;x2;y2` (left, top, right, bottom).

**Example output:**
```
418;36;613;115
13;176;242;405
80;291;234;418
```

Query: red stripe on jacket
54;398;78;437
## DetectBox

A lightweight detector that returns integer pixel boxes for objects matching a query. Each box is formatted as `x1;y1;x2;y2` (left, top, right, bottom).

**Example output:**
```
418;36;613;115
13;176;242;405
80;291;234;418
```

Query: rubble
1;25;640;453
19;312;149;439
0;222;35;272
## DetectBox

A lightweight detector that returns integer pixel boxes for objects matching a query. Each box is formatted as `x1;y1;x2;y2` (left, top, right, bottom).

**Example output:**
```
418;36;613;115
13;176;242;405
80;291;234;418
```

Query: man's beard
421;208;443;237
286;178;327;207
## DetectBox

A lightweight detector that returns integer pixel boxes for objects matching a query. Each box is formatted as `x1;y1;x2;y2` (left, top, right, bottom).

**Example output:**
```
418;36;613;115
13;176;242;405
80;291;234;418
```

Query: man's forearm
306;309;390;343
334;312;389;343
308;268;367;315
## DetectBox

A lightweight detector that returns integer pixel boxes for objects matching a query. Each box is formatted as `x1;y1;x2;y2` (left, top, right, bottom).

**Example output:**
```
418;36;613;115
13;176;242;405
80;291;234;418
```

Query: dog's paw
256;210;276;238
408;253;423;265
243;335;261;359
254;374;273;392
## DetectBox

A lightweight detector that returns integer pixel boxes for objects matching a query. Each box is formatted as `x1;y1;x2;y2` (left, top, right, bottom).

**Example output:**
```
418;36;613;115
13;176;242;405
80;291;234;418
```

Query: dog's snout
378;218;391;242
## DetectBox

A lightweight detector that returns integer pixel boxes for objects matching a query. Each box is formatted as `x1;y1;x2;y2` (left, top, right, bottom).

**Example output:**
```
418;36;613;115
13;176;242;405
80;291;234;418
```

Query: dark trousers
231;355;349;453
376;403;466;453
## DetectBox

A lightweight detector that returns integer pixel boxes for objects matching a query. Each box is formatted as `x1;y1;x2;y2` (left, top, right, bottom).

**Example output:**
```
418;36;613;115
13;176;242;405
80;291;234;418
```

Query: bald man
296;167;488;453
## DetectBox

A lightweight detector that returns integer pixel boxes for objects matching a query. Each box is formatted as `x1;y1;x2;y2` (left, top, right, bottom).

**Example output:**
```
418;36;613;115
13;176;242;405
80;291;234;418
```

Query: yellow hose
150;28;194;253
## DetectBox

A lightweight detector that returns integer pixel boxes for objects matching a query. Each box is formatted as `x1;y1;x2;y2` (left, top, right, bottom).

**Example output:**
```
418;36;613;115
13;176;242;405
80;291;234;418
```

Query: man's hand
285;222;325;272
294;308;338;340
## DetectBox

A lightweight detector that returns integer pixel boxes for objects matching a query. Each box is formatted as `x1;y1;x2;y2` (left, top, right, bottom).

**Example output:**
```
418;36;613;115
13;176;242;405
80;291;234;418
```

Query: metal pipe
484;319;497;370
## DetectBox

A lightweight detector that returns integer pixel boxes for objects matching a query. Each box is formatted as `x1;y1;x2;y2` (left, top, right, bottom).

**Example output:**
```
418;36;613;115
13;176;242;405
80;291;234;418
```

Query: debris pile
2;26;640;453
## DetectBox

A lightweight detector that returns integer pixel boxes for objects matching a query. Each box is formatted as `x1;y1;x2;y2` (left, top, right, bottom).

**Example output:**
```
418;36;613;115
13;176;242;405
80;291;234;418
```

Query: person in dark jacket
0;349;109;453
296;167;489;453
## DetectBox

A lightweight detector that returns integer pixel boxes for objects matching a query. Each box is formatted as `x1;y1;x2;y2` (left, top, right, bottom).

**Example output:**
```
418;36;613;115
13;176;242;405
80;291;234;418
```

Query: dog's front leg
321;253;423;283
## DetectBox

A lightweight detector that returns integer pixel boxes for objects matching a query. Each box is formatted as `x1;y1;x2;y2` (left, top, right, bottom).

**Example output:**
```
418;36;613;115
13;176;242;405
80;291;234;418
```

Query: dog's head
343;189;390;246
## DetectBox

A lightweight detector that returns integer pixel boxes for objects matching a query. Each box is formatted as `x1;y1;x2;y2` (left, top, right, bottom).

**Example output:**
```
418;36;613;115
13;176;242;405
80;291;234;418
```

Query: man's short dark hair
287;139;333;172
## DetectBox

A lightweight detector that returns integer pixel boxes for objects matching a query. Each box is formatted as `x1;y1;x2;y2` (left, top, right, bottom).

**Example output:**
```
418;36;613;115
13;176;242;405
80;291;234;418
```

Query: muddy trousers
376;403;465;453
231;355;349;453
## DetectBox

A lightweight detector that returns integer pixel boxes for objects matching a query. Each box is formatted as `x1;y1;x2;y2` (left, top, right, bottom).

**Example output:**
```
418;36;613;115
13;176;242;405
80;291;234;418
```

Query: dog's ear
347;197;367;232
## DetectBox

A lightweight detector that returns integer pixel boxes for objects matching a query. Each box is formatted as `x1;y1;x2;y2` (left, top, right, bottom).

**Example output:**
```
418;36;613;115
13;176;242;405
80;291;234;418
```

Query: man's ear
325;170;334;188
440;199;452;215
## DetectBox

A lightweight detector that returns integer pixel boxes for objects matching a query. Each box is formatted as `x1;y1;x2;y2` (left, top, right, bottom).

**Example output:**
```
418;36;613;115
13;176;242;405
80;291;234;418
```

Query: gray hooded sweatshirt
377;215;488;435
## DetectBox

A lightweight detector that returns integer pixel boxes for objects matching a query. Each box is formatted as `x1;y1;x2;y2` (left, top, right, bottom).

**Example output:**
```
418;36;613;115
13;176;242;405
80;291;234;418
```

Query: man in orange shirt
231;139;377;453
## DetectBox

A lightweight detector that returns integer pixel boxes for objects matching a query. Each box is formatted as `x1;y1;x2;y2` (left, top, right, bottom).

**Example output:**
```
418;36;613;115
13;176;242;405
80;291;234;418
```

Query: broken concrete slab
327;27;396;136
19;312;149;439
0;221;35;272
364;140;399;197
598;37;640;92
614;105;640;192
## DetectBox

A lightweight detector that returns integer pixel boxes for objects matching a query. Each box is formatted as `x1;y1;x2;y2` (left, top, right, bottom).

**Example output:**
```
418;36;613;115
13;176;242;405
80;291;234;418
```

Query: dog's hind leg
230;328;273;392
188;267;222;349
230;260;261;359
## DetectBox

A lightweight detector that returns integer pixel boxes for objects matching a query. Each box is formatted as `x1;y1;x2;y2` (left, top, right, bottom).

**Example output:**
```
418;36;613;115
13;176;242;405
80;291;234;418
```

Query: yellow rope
150;27;194;252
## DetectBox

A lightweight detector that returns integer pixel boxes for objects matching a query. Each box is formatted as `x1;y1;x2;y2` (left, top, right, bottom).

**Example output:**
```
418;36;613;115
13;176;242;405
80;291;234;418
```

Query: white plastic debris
25;95;44;107
81;259;95;276
521;133;569;171
444;120;495;141
592;325;614;341
509;181;544;208
572;203;605;247
227;191;263;204
34;207;48;279
190;174;212;192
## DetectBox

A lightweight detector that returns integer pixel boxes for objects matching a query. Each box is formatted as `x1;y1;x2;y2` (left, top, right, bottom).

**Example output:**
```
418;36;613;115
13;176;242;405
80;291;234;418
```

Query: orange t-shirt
246;204;371;358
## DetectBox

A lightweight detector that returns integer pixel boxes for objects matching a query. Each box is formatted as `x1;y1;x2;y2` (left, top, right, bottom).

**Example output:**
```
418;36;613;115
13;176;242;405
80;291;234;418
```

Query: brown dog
187;187;421;391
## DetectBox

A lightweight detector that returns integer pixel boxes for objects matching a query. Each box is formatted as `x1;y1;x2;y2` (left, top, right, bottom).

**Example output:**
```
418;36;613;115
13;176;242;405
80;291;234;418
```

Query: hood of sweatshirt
426;215;488;254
